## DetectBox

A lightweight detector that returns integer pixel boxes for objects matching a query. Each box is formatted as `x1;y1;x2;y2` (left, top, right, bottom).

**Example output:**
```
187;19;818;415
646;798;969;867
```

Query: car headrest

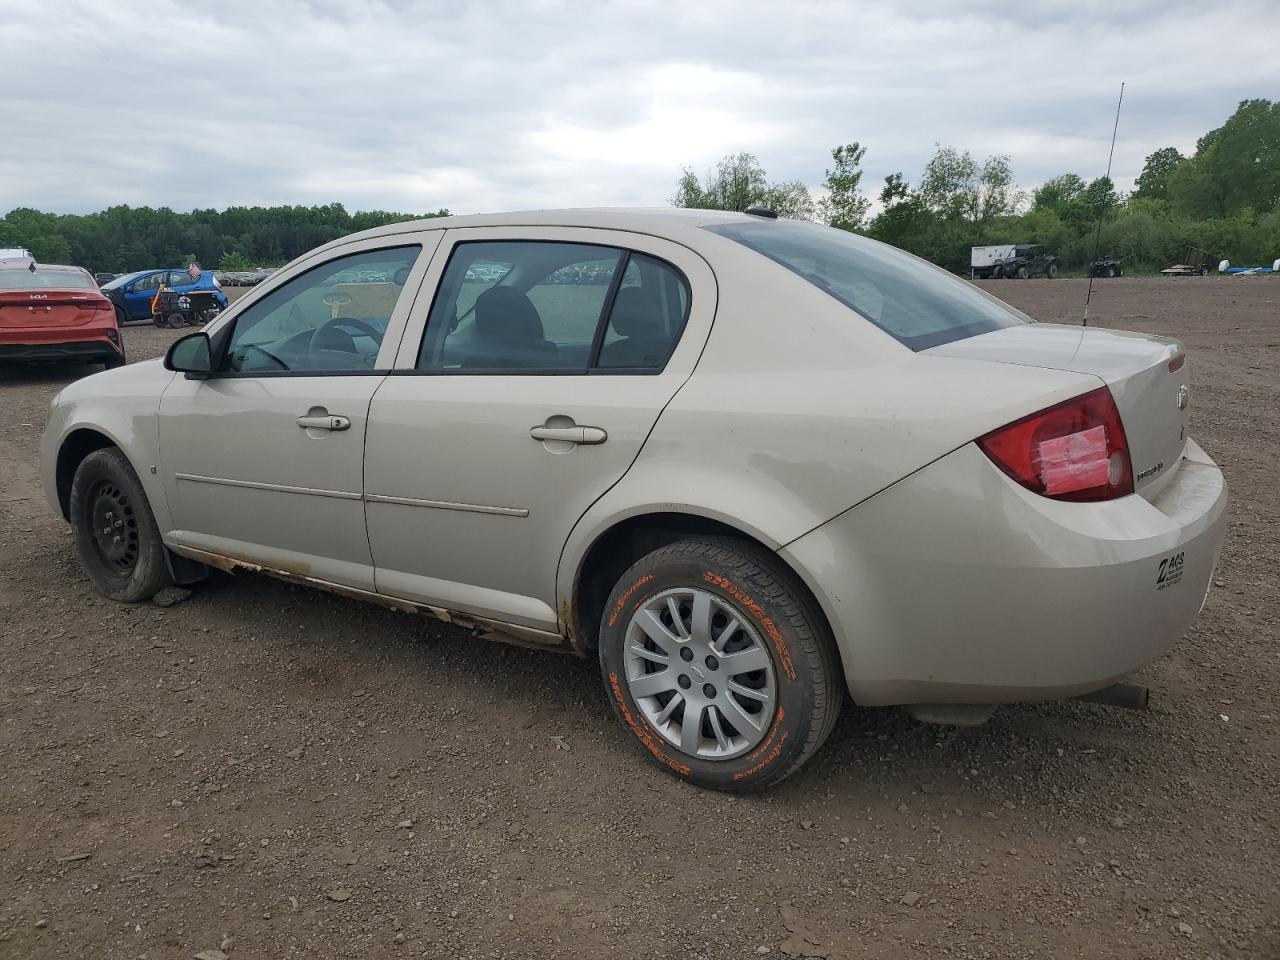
609;286;661;337
475;286;545;340
393;265;412;286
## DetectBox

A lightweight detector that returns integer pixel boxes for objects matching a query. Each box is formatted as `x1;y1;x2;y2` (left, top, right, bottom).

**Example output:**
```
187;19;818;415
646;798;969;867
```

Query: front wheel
1045;263;1058;279
1016;266;1030;279
599;537;842;792
69;448;173;602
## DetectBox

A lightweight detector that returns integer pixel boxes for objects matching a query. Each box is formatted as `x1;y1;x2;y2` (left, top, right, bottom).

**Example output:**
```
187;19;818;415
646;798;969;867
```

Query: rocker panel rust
170;546;576;654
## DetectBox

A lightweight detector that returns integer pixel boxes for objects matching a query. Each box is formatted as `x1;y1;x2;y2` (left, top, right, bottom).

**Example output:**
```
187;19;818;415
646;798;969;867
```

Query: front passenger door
157;240;435;589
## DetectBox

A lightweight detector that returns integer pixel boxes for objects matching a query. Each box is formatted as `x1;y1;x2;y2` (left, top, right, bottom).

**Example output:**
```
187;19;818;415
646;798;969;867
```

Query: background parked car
0;259;125;368
100;268;228;323
93;272;119;286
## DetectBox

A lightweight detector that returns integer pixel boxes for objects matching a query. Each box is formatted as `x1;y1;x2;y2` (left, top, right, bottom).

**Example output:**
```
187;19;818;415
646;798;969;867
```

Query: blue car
100;268;229;324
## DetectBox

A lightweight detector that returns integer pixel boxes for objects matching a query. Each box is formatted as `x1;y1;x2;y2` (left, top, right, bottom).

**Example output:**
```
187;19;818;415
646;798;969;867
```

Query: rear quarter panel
558;242;1101;606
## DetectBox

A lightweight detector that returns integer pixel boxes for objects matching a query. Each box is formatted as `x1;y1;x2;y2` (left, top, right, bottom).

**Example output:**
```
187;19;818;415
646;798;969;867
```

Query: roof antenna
1083;81;1125;327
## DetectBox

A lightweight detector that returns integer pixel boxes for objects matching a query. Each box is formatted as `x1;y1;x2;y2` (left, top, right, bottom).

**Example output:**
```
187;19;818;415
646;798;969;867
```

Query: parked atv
151;287;224;329
1089;256;1123;278
991;245;1058;279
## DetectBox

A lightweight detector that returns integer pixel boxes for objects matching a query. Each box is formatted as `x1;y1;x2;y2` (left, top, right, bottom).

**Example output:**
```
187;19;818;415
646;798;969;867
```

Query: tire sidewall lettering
702;570;796;682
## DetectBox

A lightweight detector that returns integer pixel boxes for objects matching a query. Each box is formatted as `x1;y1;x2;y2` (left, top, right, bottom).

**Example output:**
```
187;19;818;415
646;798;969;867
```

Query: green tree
1081;176;1120;217
671;153;815;219
820;142;870;232
1133;147;1183;201
1033;174;1086;211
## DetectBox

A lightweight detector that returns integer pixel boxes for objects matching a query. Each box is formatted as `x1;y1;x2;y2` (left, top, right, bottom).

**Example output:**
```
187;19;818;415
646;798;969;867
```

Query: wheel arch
55;427;122;520
567;511;843;676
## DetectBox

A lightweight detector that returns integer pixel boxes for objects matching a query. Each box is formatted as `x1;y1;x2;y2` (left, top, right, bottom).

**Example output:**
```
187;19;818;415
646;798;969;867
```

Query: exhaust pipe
1074;682;1150;711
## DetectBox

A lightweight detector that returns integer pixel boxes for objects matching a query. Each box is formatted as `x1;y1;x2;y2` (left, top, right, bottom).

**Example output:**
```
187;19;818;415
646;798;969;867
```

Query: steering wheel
307;316;385;355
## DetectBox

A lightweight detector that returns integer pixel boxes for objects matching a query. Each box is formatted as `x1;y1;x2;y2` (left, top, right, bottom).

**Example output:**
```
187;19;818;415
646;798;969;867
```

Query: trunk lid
0;290;114;329
928;323;1189;496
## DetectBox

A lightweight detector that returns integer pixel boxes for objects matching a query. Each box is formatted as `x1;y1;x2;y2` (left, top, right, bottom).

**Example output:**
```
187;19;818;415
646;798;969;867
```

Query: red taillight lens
977;387;1134;502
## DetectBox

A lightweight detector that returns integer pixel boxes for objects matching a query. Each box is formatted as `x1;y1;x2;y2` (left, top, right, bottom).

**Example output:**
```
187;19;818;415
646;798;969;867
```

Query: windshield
0;268;96;291
706;220;1028;350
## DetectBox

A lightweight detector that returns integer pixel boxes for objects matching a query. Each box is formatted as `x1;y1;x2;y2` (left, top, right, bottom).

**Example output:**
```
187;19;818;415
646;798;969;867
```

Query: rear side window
706;220;1027;350
597;254;689;370
416;241;690;373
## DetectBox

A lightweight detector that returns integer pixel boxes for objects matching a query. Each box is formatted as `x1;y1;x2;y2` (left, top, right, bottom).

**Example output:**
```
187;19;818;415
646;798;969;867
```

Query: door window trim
412;238;691;377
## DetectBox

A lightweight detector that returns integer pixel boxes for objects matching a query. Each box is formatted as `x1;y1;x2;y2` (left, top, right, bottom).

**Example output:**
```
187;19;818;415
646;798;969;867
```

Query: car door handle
530;425;607;444
296;414;351;432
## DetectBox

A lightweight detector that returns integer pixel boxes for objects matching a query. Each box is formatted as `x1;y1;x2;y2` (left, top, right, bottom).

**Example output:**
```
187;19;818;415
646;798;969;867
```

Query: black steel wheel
69;448;173;602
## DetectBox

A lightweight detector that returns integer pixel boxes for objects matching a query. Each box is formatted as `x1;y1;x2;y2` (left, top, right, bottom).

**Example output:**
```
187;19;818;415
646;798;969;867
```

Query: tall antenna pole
1083;81;1125;327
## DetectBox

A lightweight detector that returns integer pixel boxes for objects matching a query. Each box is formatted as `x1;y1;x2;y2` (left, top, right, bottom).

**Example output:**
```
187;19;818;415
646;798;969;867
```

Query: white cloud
0;0;1275;215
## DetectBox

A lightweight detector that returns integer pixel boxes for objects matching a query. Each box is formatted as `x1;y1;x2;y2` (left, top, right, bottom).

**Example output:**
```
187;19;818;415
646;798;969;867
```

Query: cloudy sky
2;0;1276;217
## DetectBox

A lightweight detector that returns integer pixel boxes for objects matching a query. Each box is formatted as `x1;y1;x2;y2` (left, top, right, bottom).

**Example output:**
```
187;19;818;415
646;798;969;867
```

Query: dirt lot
1;278;1276;959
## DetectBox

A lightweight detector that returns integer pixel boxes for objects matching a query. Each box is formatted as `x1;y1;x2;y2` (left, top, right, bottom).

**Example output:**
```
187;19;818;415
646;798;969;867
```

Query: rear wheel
1105;266;1117;278
69;448;172;602
599;537;842;792
165;312;187;329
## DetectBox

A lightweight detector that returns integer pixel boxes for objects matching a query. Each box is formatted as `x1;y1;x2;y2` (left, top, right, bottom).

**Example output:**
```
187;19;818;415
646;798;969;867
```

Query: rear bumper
782;438;1228;706
0;334;123;363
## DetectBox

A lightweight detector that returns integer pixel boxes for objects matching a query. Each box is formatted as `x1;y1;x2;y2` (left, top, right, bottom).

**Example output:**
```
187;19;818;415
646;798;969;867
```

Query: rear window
706;220;1027;350
0;268;95;290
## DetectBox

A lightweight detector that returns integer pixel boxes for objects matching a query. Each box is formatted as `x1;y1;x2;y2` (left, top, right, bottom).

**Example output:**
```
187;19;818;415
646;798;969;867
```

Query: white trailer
970;245;1017;279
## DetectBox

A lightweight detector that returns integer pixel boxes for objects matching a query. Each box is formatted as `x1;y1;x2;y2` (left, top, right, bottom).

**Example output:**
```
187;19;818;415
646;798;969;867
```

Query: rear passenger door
364;227;716;631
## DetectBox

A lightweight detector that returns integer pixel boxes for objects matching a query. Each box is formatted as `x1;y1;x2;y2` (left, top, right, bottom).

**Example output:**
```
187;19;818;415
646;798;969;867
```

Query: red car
0;259;125;368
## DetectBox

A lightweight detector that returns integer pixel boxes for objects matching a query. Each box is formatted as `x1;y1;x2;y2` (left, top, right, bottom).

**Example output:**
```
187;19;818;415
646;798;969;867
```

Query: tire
991;266;1003;280
1016;266;1030;280
69;448;173;603
1198;266;1208;277
1045;264;1058;279
599;536;842;792
114;306;127;327
165;312;187;329
1105;266;1117;278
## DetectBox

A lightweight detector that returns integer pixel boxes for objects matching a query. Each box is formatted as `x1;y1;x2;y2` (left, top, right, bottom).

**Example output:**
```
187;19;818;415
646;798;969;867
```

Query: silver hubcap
623;587;777;760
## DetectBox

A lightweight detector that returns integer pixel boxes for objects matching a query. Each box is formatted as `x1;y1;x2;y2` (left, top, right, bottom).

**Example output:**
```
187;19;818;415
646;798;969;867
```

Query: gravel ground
0;278;1276;959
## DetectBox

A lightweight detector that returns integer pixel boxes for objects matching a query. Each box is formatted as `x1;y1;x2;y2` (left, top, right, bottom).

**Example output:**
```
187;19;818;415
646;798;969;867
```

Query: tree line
0;203;448;273
673;98;1280;273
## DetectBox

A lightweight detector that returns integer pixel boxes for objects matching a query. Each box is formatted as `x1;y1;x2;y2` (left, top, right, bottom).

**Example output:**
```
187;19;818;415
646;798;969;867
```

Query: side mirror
165;332;213;378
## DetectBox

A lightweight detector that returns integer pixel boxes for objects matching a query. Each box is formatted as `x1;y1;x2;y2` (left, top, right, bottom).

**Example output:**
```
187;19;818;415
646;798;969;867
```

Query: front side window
222;245;420;374
417;241;690;373
706;220;1028;351
130;272;165;293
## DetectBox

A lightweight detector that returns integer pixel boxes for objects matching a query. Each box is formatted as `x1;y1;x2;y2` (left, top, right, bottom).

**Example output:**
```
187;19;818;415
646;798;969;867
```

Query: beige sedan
42;209;1227;790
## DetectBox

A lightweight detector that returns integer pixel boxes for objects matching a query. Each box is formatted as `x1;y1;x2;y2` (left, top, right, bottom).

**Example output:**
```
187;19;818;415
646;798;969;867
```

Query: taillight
977;387;1133;502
